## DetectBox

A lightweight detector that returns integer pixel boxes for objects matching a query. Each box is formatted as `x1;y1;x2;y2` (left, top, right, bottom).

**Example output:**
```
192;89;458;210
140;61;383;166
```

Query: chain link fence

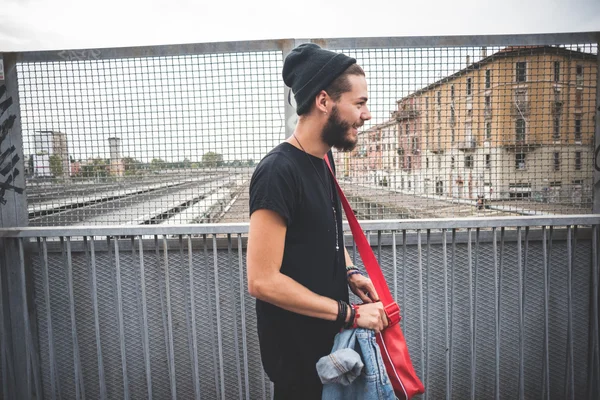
8;37;598;226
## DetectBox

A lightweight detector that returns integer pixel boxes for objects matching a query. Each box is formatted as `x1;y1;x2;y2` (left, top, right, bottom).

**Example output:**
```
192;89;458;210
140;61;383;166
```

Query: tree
82;158;109;178
49;155;63;177
150;158;165;171
122;157;139;175
202;152;223;168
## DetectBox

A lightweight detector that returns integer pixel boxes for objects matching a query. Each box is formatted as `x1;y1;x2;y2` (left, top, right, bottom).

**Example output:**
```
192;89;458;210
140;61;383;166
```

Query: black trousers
273;381;322;400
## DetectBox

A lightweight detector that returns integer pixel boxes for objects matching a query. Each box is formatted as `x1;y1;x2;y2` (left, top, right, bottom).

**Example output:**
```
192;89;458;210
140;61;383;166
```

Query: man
246;43;389;399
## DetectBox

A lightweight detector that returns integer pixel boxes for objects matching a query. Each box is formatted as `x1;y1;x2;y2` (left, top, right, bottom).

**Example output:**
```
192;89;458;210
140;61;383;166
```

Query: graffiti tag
0;84;24;205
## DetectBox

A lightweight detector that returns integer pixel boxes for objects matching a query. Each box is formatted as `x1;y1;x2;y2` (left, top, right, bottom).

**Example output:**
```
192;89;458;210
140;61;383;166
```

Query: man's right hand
354;302;389;333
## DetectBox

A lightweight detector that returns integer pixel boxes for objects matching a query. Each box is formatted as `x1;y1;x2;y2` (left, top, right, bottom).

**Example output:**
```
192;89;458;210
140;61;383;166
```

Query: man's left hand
347;273;379;303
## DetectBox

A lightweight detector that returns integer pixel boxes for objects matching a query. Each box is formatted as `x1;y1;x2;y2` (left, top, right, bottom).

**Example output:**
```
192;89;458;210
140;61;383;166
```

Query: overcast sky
1;0;599;52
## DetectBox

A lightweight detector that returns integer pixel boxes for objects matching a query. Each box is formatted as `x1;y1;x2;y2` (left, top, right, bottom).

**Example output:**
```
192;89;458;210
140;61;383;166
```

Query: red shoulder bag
325;157;425;399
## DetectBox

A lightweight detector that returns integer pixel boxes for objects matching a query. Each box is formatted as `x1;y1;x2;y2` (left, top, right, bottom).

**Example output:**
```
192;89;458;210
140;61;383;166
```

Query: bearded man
246;43;388;399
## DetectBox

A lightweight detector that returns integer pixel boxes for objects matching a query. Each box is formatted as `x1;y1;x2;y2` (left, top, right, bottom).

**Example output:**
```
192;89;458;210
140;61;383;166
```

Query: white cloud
1;0;599;51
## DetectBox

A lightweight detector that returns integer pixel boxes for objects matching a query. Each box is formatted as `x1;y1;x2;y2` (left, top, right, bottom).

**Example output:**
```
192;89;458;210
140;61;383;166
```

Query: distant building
33;131;70;178
342;46;597;205
108;137;124;177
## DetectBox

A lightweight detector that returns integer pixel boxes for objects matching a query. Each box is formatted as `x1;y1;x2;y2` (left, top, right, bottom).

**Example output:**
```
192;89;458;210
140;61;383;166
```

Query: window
407;156;412;169
485;154;491;169
575;152;582;170
515;118;526;142
465;155;473;169
466;78;472;95
406;124;409;136
516;62;527;82
408;180;411;190
575;117;582;142
438;157;442;169
484;96;491;117
437;91;442;105
451;85;455;99
485;69;491;89
451;128;455;143
515;89;527;109
486;122;492;140
426;157;429;168
575;90;582;108
451;156;455;169
553;117;560;140
576;65;584;87
554;61;560;82
553;152;560;171
516;153;526;170
425;97;429;110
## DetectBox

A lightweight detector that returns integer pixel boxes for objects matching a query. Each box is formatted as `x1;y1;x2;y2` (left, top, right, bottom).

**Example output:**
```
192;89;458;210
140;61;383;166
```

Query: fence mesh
15;42;598;226
24;228;597;399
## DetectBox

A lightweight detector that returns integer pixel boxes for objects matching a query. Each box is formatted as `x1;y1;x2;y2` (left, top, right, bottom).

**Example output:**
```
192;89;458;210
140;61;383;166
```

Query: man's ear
315;90;329;114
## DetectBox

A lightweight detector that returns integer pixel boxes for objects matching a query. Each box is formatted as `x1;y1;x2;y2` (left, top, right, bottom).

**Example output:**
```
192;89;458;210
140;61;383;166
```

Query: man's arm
247;209;388;331
247;209;340;321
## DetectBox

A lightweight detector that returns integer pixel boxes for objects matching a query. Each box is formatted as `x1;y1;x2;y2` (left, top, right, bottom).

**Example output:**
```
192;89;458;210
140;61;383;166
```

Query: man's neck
286;117;331;159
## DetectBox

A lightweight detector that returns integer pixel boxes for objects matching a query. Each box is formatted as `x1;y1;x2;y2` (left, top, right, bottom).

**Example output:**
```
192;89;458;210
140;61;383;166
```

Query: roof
398;45;597;102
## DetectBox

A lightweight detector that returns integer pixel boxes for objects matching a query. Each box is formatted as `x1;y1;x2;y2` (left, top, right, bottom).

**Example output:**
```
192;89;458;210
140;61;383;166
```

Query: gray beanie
282;43;356;115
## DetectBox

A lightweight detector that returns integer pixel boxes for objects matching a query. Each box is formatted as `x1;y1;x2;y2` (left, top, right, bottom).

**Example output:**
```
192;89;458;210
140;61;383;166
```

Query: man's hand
347;272;378;304
354;302;388;333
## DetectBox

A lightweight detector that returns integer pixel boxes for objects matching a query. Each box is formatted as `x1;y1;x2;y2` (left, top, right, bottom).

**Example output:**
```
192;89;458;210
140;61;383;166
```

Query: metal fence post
0;52;37;399
282;39;308;139
594;37;600;213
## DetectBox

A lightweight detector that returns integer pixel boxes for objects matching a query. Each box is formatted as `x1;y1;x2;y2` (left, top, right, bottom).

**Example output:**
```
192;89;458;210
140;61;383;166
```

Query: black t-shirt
249;142;349;385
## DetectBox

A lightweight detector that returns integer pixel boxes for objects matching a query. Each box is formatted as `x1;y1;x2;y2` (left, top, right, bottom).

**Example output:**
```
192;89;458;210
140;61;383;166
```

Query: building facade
341;46;597;205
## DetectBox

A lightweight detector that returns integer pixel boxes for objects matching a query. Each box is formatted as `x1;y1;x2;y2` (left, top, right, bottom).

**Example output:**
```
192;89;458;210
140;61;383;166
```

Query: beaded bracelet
345;264;359;272
352;305;360;329
347;270;363;279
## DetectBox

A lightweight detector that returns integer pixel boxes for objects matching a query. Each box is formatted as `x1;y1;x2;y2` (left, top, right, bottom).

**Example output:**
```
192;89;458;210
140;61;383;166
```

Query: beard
321;106;360;152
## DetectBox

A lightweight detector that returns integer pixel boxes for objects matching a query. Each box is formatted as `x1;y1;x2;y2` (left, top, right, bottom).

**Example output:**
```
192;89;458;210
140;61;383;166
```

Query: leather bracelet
343;304;356;330
336;300;348;326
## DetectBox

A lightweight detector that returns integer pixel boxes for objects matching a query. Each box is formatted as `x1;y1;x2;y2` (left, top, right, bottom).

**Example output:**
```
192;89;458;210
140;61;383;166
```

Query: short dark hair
325;64;366;101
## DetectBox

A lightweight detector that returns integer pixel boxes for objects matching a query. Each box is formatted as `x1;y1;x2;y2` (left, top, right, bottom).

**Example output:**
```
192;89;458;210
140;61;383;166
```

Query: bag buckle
384;302;401;327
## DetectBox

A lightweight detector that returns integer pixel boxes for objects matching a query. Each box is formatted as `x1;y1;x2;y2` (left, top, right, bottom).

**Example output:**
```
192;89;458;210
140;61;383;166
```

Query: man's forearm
250;272;341;321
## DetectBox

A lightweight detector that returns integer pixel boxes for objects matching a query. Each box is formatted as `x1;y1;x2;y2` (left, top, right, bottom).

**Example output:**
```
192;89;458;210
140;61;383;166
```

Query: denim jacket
316;328;396;400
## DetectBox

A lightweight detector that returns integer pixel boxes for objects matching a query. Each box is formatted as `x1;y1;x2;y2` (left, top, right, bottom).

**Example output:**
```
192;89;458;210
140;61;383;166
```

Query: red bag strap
324;156;401;326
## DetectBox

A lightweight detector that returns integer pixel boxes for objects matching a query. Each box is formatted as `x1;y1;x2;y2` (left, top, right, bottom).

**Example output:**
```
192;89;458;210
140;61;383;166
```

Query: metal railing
1;215;599;399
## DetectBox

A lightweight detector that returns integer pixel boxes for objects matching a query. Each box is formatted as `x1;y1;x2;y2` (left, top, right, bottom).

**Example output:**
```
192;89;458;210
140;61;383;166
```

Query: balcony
501;137;541;151
458;138;477;151
393;109;420;120
512;102;529;116
397;147;404;156
552;100;563;114
429;145;444;154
